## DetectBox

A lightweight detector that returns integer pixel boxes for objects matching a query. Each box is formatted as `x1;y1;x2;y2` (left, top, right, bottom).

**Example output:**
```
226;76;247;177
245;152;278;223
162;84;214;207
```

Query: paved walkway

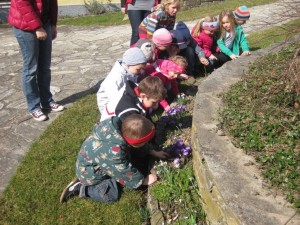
0;0;298;208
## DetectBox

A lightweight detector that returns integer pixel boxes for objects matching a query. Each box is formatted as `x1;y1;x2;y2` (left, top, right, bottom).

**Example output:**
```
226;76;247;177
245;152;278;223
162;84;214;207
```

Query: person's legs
38;22;53;107
128;10;150;46
81;178;120;203
179;47;196;76
14;28;41;113
213;52;231;68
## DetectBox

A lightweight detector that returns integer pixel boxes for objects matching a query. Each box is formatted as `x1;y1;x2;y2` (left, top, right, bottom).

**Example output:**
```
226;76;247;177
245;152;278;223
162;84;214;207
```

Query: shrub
84;0;109;15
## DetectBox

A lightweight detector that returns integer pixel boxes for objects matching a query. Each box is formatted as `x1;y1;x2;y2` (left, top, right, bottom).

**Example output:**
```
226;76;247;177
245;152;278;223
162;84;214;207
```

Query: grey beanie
122;47;147;66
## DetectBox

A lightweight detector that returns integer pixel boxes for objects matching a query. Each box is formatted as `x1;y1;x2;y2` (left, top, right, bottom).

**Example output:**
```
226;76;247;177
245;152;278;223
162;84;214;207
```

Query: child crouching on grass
100;76;166;121
60;114;169;203
144;55;187;112
97;47;147;115
215;9;250;68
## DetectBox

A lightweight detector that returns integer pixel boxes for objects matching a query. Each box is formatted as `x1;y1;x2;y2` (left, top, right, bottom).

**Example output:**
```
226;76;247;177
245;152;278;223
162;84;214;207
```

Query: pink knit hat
152;28;172;47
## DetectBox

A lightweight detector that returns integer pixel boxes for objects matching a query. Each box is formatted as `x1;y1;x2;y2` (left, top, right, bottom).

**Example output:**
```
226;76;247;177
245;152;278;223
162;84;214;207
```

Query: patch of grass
151;162;206;224
248;19;300;50
0;94;146;224
149;82;205;223
177;0;278;22
58;12;128;26
220;43;300;207
58;0;278;26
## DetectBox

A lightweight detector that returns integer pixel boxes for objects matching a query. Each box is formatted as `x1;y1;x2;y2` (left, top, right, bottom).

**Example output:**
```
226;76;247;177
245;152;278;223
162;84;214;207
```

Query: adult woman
7;0;64;121
121;0;160;46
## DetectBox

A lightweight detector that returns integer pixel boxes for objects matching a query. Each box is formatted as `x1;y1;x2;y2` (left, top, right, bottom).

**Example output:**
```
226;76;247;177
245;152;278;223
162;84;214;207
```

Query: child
216;9;251;67
97;47;147;114
144;55;187;111
172;21;209;75
100;76;166;121
115;76;166;121
139;0;181;40
135;28;173;62
233;6;250;25
60;114;169;203
191;16;220;70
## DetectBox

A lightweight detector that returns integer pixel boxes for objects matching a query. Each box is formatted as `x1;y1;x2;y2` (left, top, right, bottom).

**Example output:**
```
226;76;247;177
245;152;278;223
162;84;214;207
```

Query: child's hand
200;57;209;66
164;105;171;112
151;150;170;159
143;174;157;185
121;7;126;14
209;54;218;61
230;54;239;60
242;51;251;56
177;93;185;99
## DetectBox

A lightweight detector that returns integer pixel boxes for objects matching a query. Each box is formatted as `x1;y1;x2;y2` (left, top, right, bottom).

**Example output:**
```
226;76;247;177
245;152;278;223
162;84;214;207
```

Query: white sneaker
42;102;64;112
31;109;48;122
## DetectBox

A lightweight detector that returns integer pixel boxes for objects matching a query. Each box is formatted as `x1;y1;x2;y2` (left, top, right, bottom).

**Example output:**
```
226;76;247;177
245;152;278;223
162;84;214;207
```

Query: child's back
139;0;181;40
97;47;147;114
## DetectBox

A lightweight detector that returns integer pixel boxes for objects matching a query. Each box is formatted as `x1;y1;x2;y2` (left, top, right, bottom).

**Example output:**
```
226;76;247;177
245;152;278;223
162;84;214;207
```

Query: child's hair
219;9;237;39
122;114;155;144
168;55;188;70
139;76;166;101
161;0;180;11
192;16;217;37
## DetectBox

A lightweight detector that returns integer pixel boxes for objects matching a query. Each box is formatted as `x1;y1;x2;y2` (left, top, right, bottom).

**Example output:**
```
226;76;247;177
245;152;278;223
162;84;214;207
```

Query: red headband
123;128;155;145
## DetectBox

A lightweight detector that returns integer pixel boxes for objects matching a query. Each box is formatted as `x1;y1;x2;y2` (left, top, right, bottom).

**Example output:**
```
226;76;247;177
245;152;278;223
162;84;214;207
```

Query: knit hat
152;28;172;47
122;47;147;65
170;30;187;50
234;6;250;21
175;21;192;41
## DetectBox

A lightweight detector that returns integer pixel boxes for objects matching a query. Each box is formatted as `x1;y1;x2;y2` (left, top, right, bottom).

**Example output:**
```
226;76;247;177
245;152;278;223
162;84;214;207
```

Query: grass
58;0;278;26
0;95;147;225
248;19;300;50
220;43;300;208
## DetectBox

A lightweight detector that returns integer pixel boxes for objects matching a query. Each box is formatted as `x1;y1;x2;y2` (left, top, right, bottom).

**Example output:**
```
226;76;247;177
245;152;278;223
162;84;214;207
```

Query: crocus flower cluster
160;105;186;126
164;137;192;168
166;105;185;116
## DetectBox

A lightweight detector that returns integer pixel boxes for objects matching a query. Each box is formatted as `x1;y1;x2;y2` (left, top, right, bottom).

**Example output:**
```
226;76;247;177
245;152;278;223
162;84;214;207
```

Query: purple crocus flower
166;105;186;116
173;158;181;168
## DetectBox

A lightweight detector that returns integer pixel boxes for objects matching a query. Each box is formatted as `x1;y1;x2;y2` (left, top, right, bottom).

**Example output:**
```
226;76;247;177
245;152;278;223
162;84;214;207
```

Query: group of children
60;0;251;204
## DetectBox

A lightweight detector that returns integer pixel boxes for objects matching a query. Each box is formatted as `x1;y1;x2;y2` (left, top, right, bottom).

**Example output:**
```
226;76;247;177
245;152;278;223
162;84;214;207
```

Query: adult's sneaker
31;109;48;122
60;178;81;203
42;102;64;112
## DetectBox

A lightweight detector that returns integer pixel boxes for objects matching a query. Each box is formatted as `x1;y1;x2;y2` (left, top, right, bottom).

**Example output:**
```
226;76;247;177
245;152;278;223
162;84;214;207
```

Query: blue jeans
14;23;53;113
80;178;120;203
128;10;151;46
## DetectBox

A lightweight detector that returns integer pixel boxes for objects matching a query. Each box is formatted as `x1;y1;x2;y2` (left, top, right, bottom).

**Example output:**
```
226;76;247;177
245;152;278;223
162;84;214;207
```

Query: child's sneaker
60;178;81;203
31;109;48;122
42;102;64;112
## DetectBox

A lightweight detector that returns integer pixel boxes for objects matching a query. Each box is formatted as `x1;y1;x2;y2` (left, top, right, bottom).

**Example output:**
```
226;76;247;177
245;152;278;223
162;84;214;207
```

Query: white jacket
97;60;138;115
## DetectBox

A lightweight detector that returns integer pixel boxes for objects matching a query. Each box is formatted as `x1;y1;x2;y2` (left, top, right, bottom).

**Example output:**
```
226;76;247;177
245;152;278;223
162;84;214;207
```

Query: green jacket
75;117;144;189
217;25;249;57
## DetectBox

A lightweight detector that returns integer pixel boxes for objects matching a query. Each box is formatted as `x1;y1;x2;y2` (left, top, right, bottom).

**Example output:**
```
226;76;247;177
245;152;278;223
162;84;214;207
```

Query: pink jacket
8;0;58;31
145;60;179;110
191;28;219;58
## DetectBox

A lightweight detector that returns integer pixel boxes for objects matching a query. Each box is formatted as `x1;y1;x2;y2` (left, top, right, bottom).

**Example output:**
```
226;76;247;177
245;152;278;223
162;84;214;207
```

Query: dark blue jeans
80;178;120;203
13;23;54;113
128;10;151;46
179;46;198;75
